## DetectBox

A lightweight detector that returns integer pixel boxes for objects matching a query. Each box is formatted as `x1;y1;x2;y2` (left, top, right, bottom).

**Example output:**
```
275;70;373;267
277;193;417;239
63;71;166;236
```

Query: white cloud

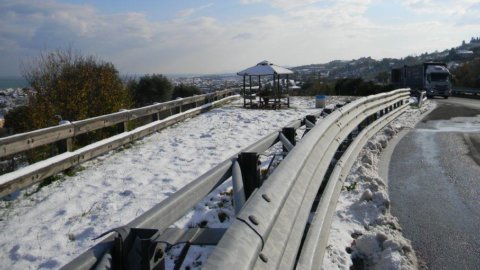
0;0;479;76
239;0;263;4
402;0;479;16
239;0;322;10
177;3;214;18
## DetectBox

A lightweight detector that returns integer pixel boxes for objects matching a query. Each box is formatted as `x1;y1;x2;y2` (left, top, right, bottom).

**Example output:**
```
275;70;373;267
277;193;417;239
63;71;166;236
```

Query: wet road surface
388;97;480;269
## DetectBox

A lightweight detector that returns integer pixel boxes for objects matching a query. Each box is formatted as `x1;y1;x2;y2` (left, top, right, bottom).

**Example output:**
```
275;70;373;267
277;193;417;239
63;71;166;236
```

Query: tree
4;106;30;134
299;79;335;96
172;84;201;99
334;78;393;96
453;59;480;88
375;71;390;84
19;49;131;131
130;74;173;106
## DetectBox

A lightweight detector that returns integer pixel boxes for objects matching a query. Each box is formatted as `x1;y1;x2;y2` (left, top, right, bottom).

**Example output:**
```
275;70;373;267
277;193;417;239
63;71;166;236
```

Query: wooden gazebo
238;60;293;109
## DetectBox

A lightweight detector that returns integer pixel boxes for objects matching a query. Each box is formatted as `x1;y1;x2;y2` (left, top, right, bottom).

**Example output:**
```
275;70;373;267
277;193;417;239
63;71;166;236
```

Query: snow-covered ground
0;96;353;269
322;100;435;270
1;95;430;270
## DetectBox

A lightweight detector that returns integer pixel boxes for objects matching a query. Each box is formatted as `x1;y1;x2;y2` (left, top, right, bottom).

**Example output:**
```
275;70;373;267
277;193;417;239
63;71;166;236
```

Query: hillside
292;37;480;82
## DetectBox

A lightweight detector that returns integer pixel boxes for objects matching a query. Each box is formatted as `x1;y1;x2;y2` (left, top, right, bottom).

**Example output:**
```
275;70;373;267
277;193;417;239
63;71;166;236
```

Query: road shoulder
378;104;436;184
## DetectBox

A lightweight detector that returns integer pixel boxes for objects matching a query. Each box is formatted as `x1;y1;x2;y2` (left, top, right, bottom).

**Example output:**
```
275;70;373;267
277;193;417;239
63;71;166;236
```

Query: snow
0;96;353;269
322;100;436;270
1;94;429;270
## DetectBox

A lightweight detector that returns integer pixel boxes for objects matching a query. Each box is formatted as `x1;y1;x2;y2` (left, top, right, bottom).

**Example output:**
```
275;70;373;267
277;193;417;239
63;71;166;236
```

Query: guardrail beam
232;160;246;214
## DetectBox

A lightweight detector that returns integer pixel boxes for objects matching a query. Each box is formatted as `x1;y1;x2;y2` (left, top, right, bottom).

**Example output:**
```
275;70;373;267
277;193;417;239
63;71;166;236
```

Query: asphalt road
388;97;480;270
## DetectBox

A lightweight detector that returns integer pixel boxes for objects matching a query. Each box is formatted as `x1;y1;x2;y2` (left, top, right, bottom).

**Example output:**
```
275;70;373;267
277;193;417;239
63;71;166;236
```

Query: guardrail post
153;102;161;121
66;138;73;152
304;115;317;136
9;157;15;172
281;127;296;154
238;152;260;199
57;120;73;153
364;115;370;126
118;109;129;132
306;115;316;125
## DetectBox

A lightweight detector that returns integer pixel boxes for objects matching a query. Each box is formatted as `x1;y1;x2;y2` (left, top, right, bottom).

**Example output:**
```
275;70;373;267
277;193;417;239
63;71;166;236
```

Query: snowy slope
0;97;350;269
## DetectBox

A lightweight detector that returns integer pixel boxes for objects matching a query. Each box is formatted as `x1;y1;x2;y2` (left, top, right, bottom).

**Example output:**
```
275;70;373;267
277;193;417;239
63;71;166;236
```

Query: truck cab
425;65;451;99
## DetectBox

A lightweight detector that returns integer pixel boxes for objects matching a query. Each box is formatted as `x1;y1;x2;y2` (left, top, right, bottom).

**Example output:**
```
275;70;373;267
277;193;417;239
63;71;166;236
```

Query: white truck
391;62;452;99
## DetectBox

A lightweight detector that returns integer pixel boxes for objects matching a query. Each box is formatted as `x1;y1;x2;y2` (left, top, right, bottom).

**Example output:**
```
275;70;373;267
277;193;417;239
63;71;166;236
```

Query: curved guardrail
205;89;410;269
296;98;409;269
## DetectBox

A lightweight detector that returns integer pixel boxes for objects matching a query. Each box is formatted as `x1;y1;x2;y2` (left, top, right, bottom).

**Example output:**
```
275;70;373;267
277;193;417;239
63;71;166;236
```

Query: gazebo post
249;75;252;107
286;74;290;107
258;75;261;106
273;73;277;108
277;73;280;109
243;75;246;107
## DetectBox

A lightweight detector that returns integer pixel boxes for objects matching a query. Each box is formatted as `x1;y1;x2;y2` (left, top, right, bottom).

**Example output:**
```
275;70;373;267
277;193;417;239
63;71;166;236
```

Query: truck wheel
443;96;449;99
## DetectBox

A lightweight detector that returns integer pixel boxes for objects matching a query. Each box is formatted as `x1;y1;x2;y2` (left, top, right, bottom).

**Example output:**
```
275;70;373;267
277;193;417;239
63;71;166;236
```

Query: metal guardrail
418;90;426;107
296;99;409;269
63;89;410;269
205;89;410;269
0;90;238;198
452;87;480;98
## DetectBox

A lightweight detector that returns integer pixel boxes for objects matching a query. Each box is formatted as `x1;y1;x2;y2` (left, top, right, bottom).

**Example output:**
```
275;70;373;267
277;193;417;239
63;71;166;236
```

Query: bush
172;84;201;99
129;74;173;106
334;78;394;96
4;106;30;134
18;49;131;131
300;79;335;96
453;59;480;88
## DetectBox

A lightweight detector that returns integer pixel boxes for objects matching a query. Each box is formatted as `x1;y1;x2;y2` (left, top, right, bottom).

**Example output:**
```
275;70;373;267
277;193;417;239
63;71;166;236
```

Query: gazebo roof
237;60;294;76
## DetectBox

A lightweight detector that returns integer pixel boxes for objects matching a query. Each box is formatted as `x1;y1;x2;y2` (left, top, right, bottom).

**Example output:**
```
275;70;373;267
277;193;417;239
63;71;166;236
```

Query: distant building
456;50;474;59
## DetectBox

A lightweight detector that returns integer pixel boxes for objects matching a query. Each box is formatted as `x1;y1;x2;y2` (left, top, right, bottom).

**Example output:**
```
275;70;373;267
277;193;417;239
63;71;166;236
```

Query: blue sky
0;0;479;76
